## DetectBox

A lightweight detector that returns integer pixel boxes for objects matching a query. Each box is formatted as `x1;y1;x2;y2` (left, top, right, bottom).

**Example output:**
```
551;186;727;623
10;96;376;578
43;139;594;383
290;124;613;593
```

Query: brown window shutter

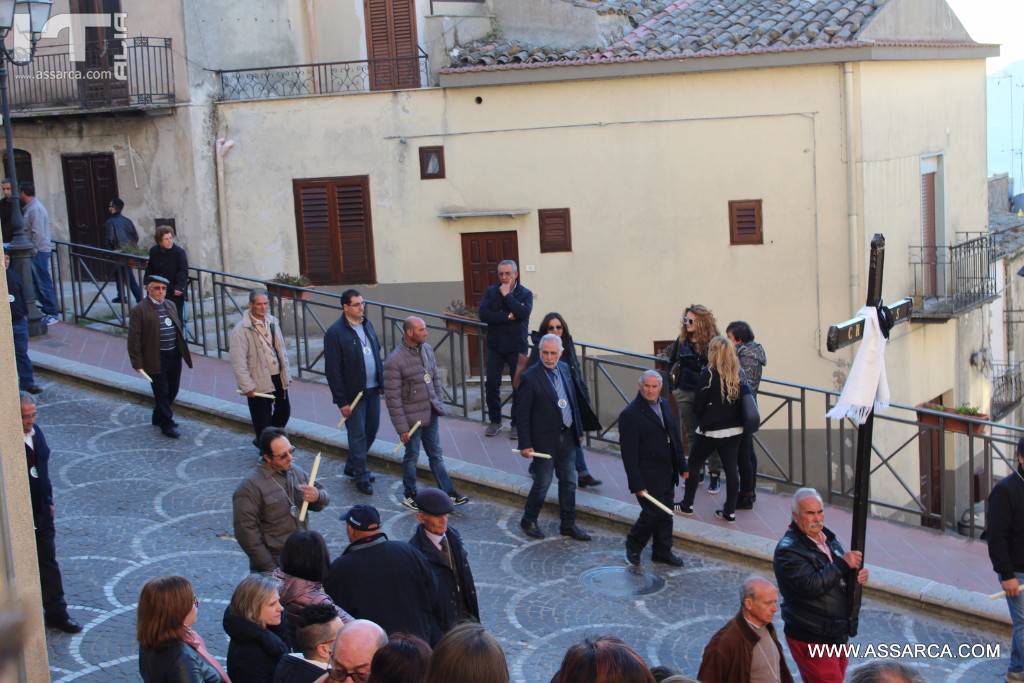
335;178;377;284
364;0;419;91
293;176;377;286
538;208;572;253
728;200;763;245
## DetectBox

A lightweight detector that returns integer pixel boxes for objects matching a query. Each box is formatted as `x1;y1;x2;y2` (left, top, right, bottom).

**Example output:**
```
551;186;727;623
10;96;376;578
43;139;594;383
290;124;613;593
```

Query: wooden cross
825;233;912;636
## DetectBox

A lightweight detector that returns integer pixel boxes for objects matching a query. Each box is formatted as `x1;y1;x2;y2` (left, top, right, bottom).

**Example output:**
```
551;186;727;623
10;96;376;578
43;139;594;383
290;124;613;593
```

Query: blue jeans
31;251;58;316
345;388;380;484
522;431;577;527
401;416;455;497
12;317;35;388
1009;572;1024;673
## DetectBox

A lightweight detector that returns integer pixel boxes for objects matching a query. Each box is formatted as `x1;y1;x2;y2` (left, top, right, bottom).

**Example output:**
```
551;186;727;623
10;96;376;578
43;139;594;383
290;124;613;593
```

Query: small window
419;146;445;179
539;208;572;253
729;199;763;245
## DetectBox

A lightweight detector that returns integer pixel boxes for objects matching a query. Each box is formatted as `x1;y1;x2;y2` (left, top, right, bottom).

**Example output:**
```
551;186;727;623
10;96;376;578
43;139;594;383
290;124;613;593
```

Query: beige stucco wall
217;64;856;390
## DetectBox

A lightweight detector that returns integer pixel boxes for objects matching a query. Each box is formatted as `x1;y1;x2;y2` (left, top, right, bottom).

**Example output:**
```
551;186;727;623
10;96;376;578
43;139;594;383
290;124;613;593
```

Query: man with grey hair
516;333;590;540
698;575;792;682
479;259;533;437
20;392;81;633
619;369;687;566
316;619;387;683
383;316;469;508
773;487;868;683
230;288;291;443
846;660;926;683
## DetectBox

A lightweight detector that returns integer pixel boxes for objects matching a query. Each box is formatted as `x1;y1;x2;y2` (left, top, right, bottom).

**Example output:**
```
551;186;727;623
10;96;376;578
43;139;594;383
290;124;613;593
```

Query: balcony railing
218;52;429;101
909;233;997;320
8;37;175;113
991;362;1024;420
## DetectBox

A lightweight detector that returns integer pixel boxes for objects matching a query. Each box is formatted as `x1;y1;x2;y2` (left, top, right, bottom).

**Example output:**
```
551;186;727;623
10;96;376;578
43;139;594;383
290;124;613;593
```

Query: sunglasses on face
683;317;695;325
548;325;563;331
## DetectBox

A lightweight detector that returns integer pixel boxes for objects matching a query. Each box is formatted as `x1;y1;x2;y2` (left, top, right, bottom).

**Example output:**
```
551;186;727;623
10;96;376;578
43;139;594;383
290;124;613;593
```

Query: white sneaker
401;496;419;511
44;315;59;325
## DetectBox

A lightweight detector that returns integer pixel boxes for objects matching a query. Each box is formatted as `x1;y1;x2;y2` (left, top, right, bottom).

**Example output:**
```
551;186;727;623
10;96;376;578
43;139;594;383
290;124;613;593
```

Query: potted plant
117;244;149;269
444;300;483;375
266;272;313;301
915;402;989;435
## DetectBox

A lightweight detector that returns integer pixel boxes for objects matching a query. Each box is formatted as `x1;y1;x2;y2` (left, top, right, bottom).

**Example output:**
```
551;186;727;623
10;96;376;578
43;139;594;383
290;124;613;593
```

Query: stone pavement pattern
35;377;1009;682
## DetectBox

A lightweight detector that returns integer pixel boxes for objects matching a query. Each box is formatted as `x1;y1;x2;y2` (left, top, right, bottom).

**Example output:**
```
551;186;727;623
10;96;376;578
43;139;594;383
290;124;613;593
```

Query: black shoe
24;385;43;394
449;492;470;506
714;509;736;523
520;519;544;539
111;296;123;303
736;495;754;510
161;427;180;439
356;481;374;495
707;474;721;494
625;543;641;566
344;468;376;482
676;501;693;514
578;473;603;488
46;617;83;634
651;552;685;567
560;525;591;542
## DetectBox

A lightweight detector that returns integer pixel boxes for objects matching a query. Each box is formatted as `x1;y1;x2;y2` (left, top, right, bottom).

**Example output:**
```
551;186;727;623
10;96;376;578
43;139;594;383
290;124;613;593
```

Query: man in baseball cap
325;504;443;644
408;488;479;635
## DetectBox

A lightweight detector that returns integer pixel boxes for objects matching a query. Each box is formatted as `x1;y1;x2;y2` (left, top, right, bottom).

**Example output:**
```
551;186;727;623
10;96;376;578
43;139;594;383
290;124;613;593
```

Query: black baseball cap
341;504;380;531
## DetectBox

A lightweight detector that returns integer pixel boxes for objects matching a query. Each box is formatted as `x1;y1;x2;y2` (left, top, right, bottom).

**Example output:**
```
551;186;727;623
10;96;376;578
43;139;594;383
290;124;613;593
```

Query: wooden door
293;176;376;285
364;0;420;91
72;0;128;107
62;153;119;279
918;393;943;529
921;172;938;297
460;231;519;308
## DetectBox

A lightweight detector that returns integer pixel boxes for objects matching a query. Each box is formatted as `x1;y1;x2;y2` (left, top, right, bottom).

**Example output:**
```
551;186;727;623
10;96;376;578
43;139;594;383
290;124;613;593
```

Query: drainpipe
215;138;236;272
844;63;860;314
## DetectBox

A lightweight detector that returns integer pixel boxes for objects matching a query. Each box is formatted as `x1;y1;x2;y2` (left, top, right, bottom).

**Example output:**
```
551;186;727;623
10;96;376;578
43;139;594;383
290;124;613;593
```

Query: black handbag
740;384;760;433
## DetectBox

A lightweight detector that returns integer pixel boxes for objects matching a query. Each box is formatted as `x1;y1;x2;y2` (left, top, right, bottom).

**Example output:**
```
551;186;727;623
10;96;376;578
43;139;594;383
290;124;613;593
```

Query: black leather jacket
139;641;220;683
773;523;855;644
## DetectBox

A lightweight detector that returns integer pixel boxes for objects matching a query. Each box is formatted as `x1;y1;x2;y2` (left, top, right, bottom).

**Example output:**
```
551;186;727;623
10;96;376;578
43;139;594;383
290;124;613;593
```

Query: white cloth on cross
826;305;890;426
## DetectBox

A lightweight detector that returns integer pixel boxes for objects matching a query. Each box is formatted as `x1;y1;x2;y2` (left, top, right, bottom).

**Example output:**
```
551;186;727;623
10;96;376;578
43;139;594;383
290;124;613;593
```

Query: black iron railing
8;37;175;112
218;52;429;101
991;362;1024;420
46;240;1019;536
910;233;996;319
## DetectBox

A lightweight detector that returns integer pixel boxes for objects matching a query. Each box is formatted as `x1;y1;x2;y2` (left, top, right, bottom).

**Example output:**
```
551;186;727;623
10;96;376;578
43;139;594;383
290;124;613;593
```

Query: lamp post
0;0;52;337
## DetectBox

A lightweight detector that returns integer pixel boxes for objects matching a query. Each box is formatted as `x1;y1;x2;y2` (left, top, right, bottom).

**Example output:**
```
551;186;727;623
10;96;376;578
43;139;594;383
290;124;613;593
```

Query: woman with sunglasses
518;312;603;487
137;575;230;682
665;305;720;492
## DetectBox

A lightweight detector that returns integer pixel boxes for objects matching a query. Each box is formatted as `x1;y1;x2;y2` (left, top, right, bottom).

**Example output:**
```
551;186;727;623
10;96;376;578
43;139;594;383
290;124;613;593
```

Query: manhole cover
579;566;665;598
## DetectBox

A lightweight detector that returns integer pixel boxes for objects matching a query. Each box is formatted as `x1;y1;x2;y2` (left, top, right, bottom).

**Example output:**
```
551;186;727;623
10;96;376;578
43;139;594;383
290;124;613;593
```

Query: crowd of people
9;246;1021;683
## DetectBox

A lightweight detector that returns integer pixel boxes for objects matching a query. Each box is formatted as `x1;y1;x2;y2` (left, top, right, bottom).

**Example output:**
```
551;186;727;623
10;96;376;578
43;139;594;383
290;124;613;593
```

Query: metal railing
46;240;1018;536
909;233;996;319
9;37;175;112
991;362;1024;420
218;51;429;101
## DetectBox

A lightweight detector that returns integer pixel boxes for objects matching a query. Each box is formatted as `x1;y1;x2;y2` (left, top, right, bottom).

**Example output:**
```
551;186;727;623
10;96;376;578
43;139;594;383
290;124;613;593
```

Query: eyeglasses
326;663;369;682
548;325;563;331
683;317;695;325
193;597;200;608
271;447;296;460
343;301;365;308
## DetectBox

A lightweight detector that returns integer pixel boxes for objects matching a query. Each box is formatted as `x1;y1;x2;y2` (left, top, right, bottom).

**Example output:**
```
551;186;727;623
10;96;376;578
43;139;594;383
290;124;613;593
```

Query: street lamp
0;0;52;336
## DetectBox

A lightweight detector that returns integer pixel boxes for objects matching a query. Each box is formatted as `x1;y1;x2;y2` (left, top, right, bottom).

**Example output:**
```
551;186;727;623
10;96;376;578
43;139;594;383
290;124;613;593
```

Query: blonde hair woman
676;336;749;522
222;574;288;683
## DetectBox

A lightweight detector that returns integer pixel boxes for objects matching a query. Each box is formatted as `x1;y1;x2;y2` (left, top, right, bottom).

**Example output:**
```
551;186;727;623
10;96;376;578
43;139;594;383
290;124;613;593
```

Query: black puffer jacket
139;641;220;683
223;607;290;683
773;523;855;644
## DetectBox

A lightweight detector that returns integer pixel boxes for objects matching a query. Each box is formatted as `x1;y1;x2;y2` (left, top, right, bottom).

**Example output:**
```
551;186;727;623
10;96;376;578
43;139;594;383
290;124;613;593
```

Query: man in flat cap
408;487;479;635
325;504;443;644
127;274;192;438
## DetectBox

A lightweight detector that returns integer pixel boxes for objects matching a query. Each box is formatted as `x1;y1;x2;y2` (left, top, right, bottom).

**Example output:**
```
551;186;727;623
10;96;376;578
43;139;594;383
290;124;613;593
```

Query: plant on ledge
444;300;478;320
118;244;149;257
268;272;312;288
954;403;981;416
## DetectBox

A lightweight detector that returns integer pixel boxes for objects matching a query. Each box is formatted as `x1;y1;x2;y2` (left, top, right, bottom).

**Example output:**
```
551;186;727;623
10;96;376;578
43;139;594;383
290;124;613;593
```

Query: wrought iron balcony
8;37;175;114
991;362;1024;420
218;53;429;101
909;233;997;321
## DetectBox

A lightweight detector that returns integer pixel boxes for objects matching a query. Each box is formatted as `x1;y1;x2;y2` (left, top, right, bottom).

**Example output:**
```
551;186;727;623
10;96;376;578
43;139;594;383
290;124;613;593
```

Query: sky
945;0;1024;73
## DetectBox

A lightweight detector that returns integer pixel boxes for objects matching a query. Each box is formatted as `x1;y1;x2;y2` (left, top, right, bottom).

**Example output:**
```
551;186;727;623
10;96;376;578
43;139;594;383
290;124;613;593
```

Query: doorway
62;153;119;279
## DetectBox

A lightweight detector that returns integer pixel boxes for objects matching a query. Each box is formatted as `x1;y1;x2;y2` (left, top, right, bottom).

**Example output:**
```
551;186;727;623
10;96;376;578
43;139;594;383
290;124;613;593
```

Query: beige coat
230;310;290;394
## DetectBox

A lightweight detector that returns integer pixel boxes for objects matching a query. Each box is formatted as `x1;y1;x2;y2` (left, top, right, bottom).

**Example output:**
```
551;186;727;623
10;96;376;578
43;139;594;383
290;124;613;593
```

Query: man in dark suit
20;392;81;633
479;259;533;437
408;488;479;635
516;333;590;541
619;370;687;567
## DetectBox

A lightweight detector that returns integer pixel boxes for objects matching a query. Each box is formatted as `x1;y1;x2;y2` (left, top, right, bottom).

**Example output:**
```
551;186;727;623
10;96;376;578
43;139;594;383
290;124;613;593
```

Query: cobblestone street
33;376;1010;682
